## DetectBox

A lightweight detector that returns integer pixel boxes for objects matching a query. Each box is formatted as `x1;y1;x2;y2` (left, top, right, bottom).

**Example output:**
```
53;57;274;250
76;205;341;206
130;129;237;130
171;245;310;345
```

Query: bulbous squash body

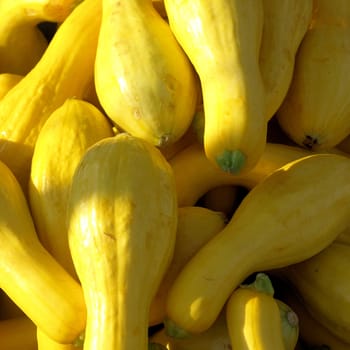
0;0;101;190
165;153;350;335
95;0;198;148
276;0;350;150
0;160;86;344
68;133;178;350
29;98;114;278
164;0;267;174
225;273;298;350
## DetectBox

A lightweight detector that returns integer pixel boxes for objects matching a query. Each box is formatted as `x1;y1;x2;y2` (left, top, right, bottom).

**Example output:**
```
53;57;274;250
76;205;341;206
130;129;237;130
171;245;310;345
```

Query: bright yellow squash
149;206;226;326
283;242;350;344
37;327;82;350
259;0;313;120
170;142;312;207
164;0;267;174
0;0;81;74
29;98;114;279
0;0;101;191
68;133;178;350
0;160;86;344
276;0;350;150
94;0;198;148
225;273;298;350
165;153;350;335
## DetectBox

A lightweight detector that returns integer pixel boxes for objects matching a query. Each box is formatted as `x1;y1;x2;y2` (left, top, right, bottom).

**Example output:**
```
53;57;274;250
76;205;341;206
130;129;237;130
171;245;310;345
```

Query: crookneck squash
165;153;350;335
68;133;178;350
164;0;267;174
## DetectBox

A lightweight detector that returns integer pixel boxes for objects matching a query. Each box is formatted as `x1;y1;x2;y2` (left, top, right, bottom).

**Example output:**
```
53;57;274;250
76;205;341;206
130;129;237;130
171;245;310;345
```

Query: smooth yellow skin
149;206;226;326
166;154;350;335
226;288;285;350
170;142;312;207
29;99;113;279
284;242;350;344
95;0;198;147
0;0;81;74
260;0;313;120
0;0;101;191
68;133;178;350
0;316;37;350
277;1;350;150
0;160;86;344
164;0;267;174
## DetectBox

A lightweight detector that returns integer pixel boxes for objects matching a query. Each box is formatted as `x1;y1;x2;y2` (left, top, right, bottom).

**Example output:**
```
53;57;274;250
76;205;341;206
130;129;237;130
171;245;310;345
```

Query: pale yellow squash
68;133;178;350
29;98;114;278
95;0;198;148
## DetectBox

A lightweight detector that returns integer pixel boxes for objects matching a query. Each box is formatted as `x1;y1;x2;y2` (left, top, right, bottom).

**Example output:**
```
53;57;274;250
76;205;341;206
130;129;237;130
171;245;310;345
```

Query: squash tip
215;149;246;174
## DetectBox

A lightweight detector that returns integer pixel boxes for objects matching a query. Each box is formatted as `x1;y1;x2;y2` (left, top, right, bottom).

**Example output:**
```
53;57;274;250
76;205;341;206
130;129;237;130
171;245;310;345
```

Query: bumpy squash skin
0;160;86;344
29;98;114;279
276;1;350;151
165;154;350;335
0;0;101;191
170;142;312;207
283;242;350;344
164;0;267;174
95;0;198;147
149;206;226;326
260;0;312;120
68;133;178;350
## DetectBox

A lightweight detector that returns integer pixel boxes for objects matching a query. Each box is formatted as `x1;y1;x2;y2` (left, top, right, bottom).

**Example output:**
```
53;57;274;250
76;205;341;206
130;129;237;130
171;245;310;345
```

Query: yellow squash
29;98;114;278
94;0;198;148
164;0;267;174
225;273;298;350
276;0;350;150
165;153;350;335
0;316;37;350
280;284;350;350
0;0;81;74
0;0;101;191
0;160;86;344
259;0;313;120
149;206;226;326
283;242;350;344
68;133;178;350
170;142;312;207
37;327;82;350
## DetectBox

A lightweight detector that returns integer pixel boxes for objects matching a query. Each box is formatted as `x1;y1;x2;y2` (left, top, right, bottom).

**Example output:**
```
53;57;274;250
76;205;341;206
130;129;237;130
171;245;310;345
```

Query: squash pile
1;1;350;349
